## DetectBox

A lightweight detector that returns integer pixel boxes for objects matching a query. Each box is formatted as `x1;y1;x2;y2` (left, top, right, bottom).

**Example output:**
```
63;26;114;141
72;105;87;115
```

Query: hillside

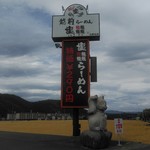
0;94;31;115
31;100;61;113
0;94;62;118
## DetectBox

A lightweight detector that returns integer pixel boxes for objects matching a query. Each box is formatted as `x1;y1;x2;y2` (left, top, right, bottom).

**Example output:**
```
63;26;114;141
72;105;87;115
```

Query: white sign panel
52;4;100;42
114;118;123;134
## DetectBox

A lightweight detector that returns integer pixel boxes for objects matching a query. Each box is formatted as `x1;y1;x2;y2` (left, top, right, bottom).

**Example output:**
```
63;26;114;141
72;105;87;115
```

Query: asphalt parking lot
0;131;150;150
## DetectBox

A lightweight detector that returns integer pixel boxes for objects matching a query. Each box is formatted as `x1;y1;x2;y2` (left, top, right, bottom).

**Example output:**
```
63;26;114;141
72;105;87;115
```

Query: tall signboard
61;39;90;108
52;4;100;136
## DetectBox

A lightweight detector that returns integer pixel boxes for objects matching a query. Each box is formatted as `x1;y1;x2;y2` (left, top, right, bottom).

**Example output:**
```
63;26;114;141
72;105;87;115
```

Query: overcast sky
0;0;150;112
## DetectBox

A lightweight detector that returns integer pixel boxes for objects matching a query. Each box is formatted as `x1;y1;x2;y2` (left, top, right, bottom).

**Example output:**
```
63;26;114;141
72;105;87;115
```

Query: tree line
141;108;150;122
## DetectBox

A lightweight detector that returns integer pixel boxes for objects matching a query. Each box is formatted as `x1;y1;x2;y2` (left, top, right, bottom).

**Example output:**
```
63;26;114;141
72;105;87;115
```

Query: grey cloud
107;43;150;62
13;91;54;101
0;4;50;57
0;0;150;111
0;67;41;78
7;83;60;91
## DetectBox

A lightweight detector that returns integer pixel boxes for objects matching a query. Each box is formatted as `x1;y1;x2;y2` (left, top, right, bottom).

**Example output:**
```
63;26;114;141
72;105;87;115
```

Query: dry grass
0;120;149;144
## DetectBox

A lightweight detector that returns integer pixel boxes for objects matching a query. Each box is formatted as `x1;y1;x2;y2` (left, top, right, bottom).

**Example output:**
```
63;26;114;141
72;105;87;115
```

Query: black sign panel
91;57;97;82
61;39;90;108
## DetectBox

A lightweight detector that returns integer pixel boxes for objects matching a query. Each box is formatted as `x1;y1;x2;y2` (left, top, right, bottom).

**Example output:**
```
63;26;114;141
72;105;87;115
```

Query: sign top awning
52;4;100;42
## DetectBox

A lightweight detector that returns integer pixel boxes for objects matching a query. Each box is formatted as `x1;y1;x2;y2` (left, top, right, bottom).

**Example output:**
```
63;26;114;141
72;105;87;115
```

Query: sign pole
117;134;122;146
73;108;80;136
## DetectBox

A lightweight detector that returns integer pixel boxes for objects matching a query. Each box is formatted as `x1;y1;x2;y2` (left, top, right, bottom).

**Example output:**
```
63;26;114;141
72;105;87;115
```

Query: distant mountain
0;94;139;120
106;110;141;114
0;94;31;115
106;109;140;120
0;94;62;118
106;110;124;114
31;100;61;113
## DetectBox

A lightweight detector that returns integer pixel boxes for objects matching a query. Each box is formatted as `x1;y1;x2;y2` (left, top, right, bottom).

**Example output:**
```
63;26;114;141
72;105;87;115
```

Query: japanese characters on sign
114;118;123;134
52;4;100;42
61;39;90;108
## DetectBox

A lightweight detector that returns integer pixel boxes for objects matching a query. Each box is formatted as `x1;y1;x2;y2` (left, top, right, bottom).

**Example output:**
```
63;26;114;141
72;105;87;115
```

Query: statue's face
93;95;98;100
97;97;107;110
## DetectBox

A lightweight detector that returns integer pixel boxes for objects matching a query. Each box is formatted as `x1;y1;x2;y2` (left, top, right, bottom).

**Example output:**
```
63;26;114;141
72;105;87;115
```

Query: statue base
80;130;112;149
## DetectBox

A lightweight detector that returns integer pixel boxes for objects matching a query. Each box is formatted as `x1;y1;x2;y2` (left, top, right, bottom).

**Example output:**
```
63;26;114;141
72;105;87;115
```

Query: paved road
0;131;150;150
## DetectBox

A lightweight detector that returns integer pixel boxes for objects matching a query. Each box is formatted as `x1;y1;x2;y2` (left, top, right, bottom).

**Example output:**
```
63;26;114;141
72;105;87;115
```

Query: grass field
0;120;149;144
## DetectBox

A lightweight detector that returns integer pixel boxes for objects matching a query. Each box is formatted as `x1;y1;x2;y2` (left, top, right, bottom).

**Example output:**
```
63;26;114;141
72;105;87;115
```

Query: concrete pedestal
80;130;112;149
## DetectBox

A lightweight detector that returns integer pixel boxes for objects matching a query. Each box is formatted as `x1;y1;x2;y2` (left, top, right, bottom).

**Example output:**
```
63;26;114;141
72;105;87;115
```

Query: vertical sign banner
114;118;123;134
61;39;90;108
